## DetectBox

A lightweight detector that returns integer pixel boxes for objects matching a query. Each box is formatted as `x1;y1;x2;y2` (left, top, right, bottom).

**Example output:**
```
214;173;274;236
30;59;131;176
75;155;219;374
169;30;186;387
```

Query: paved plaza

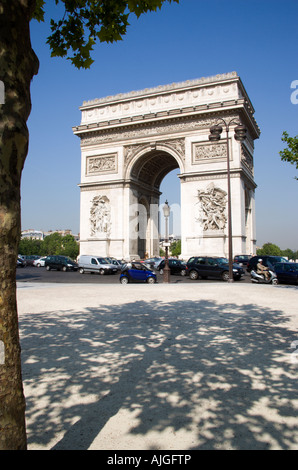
17;281;298;450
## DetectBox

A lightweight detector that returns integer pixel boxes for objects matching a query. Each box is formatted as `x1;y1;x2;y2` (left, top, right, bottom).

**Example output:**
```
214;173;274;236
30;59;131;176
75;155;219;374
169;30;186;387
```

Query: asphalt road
16;265;251;284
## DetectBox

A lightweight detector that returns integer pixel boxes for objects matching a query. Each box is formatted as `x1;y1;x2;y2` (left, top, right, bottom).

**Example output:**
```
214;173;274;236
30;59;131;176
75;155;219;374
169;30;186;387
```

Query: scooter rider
257;259;270;280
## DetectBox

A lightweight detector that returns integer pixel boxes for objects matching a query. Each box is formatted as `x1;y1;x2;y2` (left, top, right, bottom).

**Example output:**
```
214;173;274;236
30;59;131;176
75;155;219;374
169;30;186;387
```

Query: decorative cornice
77;111;241;147
81;72;240;108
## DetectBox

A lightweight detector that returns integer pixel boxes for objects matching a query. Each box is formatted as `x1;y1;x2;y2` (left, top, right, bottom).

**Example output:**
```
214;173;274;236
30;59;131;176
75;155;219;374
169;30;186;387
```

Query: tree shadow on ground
20;297;298;450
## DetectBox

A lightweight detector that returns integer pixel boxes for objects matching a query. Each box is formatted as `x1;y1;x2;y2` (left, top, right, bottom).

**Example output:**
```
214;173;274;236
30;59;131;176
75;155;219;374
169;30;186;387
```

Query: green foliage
257;242;298;260
32;0;46;22
159;247;165;257
18;237;43;256
279;131;298;179
18;233;79;260
170;239;181;256
282;248;295;260
32;0;179;68
257;242;282;256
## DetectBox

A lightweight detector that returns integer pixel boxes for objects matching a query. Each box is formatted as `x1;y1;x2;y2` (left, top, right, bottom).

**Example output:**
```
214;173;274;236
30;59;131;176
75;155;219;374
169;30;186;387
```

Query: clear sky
22;0;298;250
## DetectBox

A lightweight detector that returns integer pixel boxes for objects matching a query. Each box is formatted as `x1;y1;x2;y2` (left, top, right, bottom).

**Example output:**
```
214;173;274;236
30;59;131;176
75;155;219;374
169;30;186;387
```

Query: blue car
274;262;298;285
120;262;157;284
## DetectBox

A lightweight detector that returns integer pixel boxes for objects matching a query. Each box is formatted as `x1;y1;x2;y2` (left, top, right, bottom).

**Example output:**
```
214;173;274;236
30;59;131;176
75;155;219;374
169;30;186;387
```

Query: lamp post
209;119;247;282
162;200;171;283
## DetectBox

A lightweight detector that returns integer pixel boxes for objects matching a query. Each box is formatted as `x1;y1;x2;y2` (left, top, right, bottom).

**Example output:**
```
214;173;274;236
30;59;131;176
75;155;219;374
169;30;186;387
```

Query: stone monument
73;72;259;260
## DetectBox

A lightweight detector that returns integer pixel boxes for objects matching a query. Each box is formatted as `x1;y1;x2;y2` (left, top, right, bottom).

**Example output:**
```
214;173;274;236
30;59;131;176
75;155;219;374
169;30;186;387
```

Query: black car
23;255;40;266
246;255;288;273
17;256;26;268
234;255;251;266
45;255;78;272
186;256;244;281
157;259;187;276
274;262;298;285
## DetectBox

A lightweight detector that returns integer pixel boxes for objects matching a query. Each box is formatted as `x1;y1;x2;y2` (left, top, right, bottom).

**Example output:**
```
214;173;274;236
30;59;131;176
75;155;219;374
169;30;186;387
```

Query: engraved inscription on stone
195;183;227;231
86;154;117;175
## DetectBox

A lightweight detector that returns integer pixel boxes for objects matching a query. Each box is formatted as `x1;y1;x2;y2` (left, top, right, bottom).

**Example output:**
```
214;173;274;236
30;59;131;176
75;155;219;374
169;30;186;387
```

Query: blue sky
23;0;298;249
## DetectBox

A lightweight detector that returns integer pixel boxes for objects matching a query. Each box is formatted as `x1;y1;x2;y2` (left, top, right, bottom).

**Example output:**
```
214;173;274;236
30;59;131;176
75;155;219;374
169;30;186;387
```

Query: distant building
21;229;79;241
21;230;44;240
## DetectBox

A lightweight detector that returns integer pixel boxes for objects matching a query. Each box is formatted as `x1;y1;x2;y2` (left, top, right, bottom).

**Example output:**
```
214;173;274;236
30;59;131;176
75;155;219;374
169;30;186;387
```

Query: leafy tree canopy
19;233;79;259
32;0;179;68
257;242;298;260
170;239;181;256
279;131;298;179
257;242;282;256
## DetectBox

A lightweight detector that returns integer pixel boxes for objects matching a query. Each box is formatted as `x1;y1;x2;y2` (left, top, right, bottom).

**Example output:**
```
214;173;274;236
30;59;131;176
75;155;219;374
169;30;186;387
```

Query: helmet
258;259;263;262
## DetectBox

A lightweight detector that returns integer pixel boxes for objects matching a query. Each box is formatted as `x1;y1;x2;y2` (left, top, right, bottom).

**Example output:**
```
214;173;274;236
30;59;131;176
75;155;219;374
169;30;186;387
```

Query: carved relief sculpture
195;183;227;231
193;141;227;162
90;195;111;237
87;154;116;175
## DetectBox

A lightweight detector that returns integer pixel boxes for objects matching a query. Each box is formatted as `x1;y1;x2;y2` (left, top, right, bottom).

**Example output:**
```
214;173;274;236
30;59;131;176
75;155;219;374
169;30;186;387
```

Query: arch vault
73;72;260;260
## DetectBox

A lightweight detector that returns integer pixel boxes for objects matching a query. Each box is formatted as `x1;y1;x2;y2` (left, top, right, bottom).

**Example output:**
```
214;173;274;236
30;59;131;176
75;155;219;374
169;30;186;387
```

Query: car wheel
221;271;230;281
189;270;199;280
181;269;186;276
99;269;105;275
46;265;51;271
36;263;41;267
272;278;278;285
62;266;67;272
120;276;129;284
147;277;155;284
79;268;84;274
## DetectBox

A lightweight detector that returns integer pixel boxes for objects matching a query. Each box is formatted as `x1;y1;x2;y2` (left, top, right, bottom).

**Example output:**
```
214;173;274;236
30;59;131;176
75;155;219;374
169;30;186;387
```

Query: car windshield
267;257;288;267
272;257;287;263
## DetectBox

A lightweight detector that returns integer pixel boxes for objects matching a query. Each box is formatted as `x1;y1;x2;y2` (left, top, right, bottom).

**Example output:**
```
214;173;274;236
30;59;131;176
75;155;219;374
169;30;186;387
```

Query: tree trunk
0;0;39;450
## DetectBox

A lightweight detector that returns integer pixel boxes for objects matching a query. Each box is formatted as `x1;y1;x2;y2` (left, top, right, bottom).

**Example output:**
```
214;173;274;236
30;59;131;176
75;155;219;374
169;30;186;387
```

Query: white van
78;255;118;275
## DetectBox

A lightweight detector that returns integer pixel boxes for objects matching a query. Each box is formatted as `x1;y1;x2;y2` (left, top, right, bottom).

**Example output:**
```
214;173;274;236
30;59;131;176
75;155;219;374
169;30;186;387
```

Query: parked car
77;255;118;274
120;262;157;284
45;255;78;272
274;262;298;285
234;255;251;266
23;255;40;266
17;256;26;268
33;256;47;267
246;255;288;273
105;257;124;270
186;256;244;281
142;257;163;269
157;259;187;276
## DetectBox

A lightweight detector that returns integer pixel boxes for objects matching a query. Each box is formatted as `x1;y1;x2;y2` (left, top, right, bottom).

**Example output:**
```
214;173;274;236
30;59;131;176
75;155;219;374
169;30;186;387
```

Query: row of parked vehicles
17;253;298;286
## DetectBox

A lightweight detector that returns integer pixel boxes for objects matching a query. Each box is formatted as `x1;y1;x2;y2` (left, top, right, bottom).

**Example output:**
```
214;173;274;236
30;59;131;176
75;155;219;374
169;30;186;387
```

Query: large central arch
73;73;259;260
126;144;182;258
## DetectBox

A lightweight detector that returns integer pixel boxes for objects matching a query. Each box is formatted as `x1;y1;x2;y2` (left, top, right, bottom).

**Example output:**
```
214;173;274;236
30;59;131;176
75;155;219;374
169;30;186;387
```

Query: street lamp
209;119;247;282
162;200;171;283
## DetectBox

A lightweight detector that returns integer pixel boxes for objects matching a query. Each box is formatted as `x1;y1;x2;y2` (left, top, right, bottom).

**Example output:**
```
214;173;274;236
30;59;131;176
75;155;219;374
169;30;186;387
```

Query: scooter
250;269;278;285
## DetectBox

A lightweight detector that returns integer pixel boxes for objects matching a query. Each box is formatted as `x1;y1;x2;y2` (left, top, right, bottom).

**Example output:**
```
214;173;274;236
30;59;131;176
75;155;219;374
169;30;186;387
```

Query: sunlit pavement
17;281;298;450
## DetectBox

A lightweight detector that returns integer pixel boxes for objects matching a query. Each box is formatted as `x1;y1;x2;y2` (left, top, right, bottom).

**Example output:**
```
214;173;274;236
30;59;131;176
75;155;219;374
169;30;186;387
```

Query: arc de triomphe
73;72;260;260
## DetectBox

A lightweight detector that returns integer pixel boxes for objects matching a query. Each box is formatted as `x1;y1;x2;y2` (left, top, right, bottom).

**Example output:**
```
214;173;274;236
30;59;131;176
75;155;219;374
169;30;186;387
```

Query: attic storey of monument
73;72;260;260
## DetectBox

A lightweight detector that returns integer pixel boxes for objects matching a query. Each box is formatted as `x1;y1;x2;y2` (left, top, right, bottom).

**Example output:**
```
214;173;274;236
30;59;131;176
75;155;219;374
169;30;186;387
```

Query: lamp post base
163;266;171;283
